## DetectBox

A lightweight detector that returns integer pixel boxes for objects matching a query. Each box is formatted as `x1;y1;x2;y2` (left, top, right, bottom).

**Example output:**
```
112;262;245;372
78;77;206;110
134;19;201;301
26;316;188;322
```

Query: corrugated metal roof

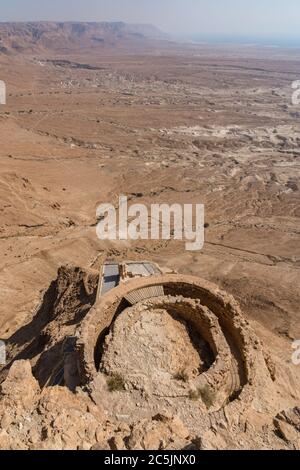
125;285;164;305
100;264;120;296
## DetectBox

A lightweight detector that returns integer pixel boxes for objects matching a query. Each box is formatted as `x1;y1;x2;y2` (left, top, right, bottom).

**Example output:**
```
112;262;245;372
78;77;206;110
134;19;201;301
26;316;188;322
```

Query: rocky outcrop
0;360;106;450
0;358;297;450
126;414;190;450
1;265;98;387
274;408;300;449
0;268;298;450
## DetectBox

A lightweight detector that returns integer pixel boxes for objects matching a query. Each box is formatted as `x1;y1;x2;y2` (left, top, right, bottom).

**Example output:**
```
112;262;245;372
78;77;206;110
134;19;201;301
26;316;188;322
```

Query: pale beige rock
127;415;190;450
0;360;40;408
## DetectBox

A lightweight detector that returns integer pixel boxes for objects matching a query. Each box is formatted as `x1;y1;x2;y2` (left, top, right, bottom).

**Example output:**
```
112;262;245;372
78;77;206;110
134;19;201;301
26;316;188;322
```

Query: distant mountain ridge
0;21;167;54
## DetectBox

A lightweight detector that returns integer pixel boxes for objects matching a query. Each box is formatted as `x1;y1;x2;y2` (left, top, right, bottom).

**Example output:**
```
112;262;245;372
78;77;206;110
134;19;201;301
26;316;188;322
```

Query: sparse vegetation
107;373;125;392
188;389;199;401
174;368;189;383
198;385;216;409
188;385;216;409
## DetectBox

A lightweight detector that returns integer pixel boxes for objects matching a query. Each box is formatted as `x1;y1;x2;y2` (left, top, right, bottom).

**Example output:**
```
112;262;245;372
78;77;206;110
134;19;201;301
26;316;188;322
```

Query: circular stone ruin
78;274;262;428
100;297;215;397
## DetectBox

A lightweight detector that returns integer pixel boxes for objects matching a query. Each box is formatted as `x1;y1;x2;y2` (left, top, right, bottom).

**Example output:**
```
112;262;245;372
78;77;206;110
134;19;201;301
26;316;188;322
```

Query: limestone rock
127;414;190;450
0;360;40;408
0;360;106;450
274;407;300;448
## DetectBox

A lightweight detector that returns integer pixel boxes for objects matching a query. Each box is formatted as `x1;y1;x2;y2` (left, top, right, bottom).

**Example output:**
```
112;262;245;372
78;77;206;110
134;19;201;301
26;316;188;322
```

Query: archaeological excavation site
0;261;299;450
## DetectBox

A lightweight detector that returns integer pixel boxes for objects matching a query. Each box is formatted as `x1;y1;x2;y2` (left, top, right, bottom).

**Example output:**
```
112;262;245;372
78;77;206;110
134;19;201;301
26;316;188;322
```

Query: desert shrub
188;384;216;409
174;369;189;383
107;373;125;392
198;385;216;409
188;389;199;401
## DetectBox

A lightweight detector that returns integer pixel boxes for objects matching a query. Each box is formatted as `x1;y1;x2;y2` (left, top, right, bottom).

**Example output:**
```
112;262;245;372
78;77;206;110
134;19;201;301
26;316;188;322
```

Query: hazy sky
0;0;299;37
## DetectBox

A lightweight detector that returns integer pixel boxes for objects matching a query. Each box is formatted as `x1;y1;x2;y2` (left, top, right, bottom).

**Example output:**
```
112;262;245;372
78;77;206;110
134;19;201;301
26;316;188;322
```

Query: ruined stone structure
0;261;298;450
76;262;264;427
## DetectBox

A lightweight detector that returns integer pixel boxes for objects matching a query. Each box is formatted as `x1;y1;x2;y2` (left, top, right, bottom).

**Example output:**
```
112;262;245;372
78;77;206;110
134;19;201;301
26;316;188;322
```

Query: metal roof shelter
98;261;164;299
